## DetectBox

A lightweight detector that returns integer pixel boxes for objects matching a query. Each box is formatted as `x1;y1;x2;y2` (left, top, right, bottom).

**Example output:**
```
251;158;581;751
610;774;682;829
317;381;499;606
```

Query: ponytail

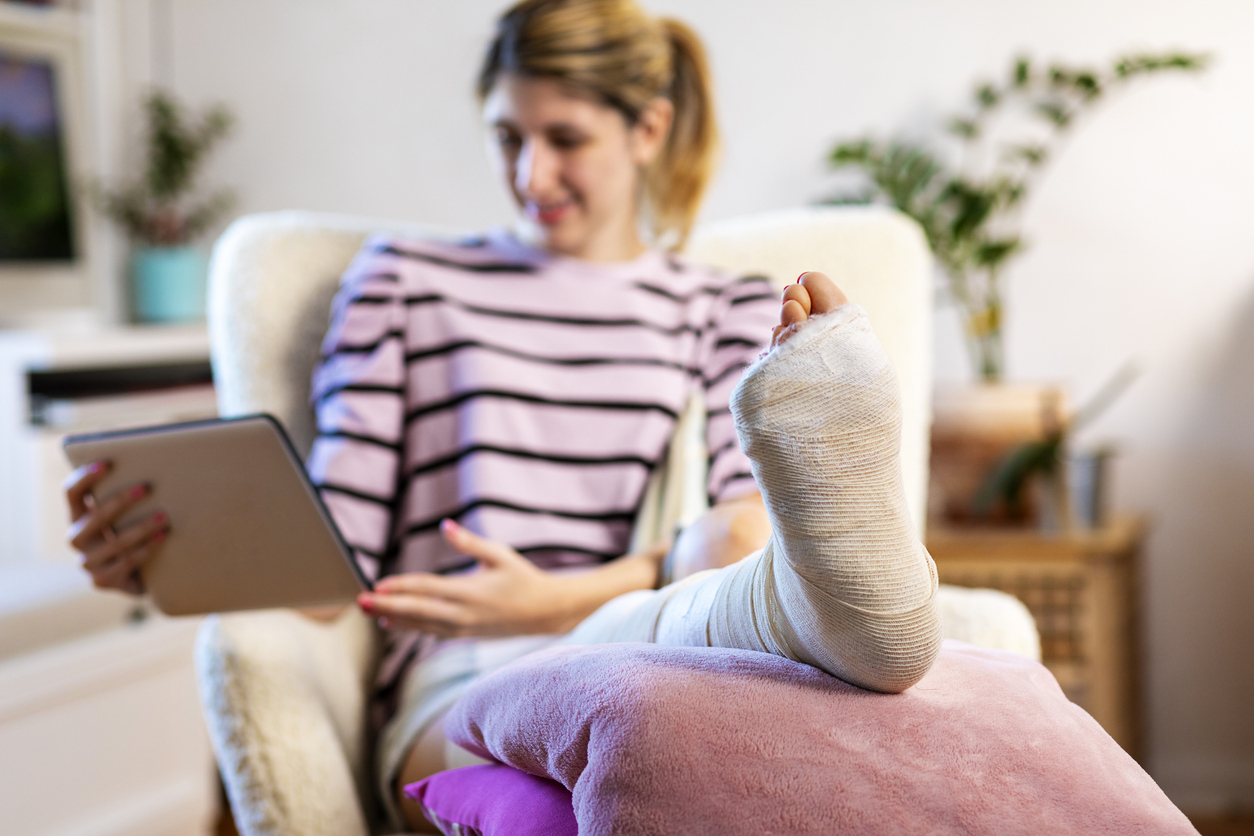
648;18;719;249
478;0;720;251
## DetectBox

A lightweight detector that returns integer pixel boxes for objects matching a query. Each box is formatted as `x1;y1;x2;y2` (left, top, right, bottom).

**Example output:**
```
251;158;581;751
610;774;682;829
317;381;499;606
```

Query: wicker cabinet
927;517;1145;759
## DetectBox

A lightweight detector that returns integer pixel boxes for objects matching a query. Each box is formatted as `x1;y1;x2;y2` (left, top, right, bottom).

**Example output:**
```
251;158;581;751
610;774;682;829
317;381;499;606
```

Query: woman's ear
630;97;674;167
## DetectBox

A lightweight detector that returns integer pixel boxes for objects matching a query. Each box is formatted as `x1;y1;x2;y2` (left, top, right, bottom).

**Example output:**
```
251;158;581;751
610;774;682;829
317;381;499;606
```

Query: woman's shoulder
350;229;542;280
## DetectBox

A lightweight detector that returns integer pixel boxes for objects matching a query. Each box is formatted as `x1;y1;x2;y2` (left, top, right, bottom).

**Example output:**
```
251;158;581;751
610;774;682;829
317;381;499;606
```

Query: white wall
146;0;1253;811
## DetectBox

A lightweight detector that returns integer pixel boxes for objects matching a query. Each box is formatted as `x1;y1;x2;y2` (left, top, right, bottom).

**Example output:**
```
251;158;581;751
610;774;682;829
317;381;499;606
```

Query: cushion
405;763;576;836
440;640;1194;836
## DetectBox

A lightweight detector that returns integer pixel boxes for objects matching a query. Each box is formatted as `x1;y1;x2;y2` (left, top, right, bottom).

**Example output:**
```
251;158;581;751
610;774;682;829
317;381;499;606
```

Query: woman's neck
515;219;649;264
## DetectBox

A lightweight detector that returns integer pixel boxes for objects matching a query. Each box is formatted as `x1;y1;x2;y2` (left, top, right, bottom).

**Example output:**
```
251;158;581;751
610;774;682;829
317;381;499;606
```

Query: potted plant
92;91;234;323
824;51;1206;523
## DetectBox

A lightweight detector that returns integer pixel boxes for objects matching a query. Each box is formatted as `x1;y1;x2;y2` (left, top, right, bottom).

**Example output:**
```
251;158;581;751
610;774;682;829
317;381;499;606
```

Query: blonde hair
477;0;719;250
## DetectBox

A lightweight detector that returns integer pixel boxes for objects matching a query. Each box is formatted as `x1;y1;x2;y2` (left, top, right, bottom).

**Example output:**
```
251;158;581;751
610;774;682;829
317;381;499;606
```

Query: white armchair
195;207;1040;836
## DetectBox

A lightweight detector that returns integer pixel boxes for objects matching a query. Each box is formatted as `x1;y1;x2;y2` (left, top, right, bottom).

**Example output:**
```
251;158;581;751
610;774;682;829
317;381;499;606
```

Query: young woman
65;1;941;831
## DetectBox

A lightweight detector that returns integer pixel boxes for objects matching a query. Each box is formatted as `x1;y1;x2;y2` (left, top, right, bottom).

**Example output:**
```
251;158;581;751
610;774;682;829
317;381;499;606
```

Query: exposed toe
798;272;847;315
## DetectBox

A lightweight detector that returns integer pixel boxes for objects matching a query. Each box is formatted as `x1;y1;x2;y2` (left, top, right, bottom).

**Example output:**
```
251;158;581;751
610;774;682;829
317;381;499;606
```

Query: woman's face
482;73;670;262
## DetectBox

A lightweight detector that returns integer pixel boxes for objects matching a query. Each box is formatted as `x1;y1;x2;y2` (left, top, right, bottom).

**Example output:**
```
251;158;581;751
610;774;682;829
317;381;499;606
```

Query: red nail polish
152;529;168;543
153;511;168;524
441;518;459;533
129;484;147;500
796;272;807;284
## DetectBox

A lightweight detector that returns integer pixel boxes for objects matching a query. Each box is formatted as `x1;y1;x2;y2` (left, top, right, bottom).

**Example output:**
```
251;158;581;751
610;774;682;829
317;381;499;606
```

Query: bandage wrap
570;305;942;693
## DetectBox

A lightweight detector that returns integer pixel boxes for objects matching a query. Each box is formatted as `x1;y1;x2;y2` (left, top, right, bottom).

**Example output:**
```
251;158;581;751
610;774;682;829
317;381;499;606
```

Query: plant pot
131;246;207;323
928;382;1069;526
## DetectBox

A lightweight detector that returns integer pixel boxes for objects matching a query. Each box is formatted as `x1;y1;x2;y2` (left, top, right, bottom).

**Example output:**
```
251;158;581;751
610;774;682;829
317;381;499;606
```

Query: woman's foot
568;268;941;693
770;271;848;349
719;271;941;692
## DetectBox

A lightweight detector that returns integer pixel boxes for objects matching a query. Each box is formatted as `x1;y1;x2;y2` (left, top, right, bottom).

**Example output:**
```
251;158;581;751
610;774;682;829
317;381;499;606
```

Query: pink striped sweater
305;230;778;701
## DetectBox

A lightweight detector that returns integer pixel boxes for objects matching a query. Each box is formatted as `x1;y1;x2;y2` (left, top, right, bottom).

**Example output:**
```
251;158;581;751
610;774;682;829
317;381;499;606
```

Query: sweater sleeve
305;244;407;582
700;274;778;505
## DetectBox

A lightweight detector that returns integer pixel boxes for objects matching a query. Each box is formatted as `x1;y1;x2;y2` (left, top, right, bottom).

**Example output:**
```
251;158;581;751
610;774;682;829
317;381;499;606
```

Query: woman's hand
358;519;664;638
64;461;170;594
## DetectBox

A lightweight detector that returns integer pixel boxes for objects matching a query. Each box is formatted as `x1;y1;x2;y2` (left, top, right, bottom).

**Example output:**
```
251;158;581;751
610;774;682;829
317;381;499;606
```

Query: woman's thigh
396;711;455;833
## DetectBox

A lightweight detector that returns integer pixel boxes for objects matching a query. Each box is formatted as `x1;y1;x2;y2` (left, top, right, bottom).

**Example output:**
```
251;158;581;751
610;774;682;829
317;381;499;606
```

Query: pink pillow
443;640;1194;836
405;763;576;836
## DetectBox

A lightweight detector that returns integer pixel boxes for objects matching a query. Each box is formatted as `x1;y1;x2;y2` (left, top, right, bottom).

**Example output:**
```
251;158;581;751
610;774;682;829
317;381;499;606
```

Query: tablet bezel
63;413;374;614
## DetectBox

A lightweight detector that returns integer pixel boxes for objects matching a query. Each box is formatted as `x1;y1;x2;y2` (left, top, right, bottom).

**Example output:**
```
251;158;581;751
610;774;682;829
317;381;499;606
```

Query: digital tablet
63;414;372;616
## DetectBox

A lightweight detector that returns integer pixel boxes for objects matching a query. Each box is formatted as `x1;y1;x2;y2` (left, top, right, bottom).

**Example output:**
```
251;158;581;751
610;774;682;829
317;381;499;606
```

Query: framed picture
0;2;97;322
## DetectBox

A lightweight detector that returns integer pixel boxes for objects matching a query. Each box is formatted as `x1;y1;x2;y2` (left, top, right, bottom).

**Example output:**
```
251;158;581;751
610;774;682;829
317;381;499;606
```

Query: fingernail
152;529;168;543
440;518;459;533
378;617;390;629
129;484;148;499
153;511;168;524
89;462;104;474
357;594;375;611
796;272;807;284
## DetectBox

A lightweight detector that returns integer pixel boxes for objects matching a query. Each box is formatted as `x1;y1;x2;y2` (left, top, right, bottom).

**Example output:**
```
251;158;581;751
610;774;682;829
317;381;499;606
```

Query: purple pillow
441;640;1194;836
405;763;576;836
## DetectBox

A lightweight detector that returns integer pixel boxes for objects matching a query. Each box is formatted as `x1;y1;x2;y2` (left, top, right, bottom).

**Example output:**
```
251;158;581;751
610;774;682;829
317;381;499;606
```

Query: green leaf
975;83;999;109
1072;71;1102;99
939;179;997;242
1013;56;1031;87
829;139;875;165
1033;100;1072;127
947;118;979;139
972;435;1063;517
973;237;1022;268
1003;143;1048;165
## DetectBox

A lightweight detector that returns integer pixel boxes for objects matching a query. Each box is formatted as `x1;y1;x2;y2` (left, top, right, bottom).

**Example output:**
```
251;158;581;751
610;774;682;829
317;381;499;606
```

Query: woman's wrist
549;545;665;633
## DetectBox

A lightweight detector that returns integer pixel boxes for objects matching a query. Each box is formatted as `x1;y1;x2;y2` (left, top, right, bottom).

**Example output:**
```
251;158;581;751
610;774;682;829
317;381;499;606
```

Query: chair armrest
936;584;1042;662
195;606;380;836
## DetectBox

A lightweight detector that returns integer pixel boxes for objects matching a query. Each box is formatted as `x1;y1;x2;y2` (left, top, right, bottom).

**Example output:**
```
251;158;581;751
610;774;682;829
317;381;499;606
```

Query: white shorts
374;633;561;828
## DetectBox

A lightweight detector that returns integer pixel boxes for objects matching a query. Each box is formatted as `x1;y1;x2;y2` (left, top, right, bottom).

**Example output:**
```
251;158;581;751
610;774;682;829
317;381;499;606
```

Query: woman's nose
516;139;559;197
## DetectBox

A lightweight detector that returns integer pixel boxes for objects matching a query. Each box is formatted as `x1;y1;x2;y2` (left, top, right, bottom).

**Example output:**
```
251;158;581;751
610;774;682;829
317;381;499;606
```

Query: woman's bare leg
566;272;942;694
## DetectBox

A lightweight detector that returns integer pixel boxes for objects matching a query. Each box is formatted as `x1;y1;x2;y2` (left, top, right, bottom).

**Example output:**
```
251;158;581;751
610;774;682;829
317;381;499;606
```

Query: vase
928;382;1069;526
132;245;207;323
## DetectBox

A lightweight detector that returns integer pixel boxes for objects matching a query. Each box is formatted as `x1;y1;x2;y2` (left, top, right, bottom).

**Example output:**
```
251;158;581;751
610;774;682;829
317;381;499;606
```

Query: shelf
927;516;1146;563
0;1;82;41
0;323;211;373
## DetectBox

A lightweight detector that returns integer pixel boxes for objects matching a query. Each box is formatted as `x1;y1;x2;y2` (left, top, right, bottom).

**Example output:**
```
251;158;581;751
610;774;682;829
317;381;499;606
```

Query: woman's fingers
91;537;162;591
80;512;169;573
438;518;524;568
359;590;471;637
67;481;151;552
64;461;110;521
373;571;464;599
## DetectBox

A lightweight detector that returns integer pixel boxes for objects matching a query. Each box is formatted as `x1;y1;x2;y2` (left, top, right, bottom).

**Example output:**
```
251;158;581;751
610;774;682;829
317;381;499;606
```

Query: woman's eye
549;133;587;150
495;129;522;150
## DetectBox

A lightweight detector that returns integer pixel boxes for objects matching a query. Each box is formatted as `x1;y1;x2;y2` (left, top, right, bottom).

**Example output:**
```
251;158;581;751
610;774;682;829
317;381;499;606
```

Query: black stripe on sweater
376;245;537;274
404;498;637;536
407;443;657;478
316;431;403;453
405;389;680;422
403;338;696;374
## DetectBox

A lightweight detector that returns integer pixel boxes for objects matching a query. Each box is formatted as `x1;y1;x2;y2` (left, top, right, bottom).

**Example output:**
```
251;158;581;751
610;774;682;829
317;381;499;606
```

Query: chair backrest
208;206;933;537
687;206;933;532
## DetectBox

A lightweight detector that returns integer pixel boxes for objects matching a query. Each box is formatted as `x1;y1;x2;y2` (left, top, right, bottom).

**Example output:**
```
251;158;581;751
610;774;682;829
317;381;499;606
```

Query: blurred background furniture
928;515;1146;759
196;206;1041;836
0;326;219;836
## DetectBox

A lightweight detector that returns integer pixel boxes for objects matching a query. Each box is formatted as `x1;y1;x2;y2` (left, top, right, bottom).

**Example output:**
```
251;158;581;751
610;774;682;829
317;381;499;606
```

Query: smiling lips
527;199;575;226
